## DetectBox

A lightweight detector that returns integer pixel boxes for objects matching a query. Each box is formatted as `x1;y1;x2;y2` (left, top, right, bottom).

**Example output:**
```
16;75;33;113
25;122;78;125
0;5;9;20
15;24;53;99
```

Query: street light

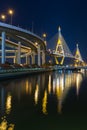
35;42;38;48
43;33;46;38
1;14;6;22
43;33;47;46
8;9;14;25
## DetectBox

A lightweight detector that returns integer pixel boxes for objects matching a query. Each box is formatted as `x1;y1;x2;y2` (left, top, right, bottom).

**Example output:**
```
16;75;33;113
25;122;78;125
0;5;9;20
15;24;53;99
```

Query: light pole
43;33;47;46
1;14;6;23
8;9;14;25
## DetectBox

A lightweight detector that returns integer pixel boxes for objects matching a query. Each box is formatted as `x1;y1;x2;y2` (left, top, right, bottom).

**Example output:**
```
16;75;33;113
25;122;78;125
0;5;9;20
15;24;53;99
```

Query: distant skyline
0;0;87;59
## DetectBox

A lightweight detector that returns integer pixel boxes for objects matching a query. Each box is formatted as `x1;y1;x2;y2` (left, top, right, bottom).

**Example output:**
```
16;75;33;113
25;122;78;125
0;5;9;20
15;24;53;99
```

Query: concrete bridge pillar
42;50;45;65
37;44;40;66
1;32;6;64
26;55;30;64
31;51;35;65
14;50;17;64
13;57;16;64
17;42;21;64
14;42;21;64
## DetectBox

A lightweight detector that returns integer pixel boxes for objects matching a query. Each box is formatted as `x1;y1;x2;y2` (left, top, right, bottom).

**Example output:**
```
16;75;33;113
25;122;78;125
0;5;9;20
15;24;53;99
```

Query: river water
0;69;87;130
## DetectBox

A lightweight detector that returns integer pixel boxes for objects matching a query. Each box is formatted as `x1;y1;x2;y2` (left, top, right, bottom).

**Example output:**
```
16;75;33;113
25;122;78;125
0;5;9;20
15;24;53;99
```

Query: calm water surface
0;70;87;130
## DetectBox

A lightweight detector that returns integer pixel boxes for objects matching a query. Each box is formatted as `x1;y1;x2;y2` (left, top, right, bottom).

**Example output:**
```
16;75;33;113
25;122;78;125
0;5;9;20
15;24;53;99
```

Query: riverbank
0;64;86;80
0;67;53;80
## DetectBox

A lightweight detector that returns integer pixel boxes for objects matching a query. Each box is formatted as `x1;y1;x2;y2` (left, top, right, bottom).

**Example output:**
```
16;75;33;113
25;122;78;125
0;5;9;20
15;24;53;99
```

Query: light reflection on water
0;69;86;129
0;116;14;130
34;84;39;105
0;90;14;130
42;90;48;115
6;93;12;114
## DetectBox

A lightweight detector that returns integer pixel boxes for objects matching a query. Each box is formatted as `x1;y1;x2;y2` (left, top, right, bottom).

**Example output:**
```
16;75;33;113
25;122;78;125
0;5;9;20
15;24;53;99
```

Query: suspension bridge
47;27;84;65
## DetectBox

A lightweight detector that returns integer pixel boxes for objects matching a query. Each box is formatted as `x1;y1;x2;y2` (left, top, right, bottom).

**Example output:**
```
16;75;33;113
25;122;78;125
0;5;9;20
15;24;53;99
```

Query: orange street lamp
8;9;14;25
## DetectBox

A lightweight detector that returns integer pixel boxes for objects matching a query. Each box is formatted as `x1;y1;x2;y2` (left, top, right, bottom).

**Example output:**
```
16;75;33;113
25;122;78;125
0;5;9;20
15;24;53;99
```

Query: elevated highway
0;22;46;50
0;22;46;65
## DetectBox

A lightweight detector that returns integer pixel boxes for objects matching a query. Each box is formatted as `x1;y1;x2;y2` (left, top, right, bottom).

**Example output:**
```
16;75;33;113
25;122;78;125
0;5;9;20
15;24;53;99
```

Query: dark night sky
0;0;87;60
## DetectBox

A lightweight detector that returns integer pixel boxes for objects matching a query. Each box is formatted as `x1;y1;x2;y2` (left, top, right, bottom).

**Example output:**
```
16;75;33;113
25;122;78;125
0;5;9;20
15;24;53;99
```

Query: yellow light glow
48;75;51;94
6;93;12;114
8;124;14;130
76;50;79;55
44;40;47;46
54;74;64;113
53;79;56;93
0;117;14;130
76;74;82;95
34;84;39;105
0;119;7;130
60;57;64;65
43;33;46;38
56;85;63;99
55;57;59;64
26;80;29;94
8;9;13;15
28;82;32;94
42;90;48;114
60;76;64;91
56;84;63;113
35;42;38;46
1;14;6;20
57;39;61;45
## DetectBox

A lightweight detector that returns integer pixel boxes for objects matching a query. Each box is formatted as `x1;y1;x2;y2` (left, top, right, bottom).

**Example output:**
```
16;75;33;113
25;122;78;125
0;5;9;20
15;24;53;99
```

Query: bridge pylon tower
74;44;83;66
49;26;73;65
55;27;65;65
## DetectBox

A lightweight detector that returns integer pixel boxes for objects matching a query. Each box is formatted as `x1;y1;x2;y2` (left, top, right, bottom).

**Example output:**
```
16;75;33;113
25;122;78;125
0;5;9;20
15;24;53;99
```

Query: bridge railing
0;22;44;42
